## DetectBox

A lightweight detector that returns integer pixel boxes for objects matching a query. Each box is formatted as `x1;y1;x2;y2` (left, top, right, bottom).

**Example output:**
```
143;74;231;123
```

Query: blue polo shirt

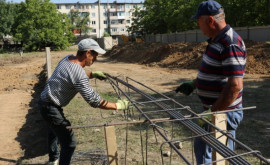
196;25;247;129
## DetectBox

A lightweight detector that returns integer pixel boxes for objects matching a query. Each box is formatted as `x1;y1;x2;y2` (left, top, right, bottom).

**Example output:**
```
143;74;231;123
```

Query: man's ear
209;16;215;27
83;50;89;58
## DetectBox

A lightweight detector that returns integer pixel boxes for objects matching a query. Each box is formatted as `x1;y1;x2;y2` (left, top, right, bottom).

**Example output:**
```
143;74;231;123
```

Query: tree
130;0;201;34
131;0;270;34
0;0;16;48
127;7;145;34
13;0;75;51
68;9;91;36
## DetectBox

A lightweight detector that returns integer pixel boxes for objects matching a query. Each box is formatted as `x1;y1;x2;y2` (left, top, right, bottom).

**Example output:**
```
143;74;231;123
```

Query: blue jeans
194;105;243;164
39;100;77;165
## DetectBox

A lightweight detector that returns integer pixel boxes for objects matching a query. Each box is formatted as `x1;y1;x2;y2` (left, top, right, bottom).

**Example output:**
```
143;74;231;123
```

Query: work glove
175;80;196;96
92;71;107;80
198;109;212;127
115;99;129;110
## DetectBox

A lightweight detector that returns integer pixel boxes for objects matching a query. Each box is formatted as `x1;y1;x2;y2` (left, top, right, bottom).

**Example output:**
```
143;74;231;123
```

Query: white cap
78;38;106;54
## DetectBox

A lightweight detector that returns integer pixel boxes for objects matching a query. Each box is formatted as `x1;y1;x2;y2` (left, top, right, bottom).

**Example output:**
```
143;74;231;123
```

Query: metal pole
98;0;101;38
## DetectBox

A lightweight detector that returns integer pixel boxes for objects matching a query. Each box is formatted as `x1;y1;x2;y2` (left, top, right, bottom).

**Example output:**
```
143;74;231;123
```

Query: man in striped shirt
39;38;129;165
175;1;247;164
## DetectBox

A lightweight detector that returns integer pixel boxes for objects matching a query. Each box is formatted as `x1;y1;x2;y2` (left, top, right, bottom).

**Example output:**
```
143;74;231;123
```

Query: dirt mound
105;41;270;74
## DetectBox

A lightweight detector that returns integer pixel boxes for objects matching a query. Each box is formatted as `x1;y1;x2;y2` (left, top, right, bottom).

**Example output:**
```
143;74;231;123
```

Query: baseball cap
190;0;224;20
78;38;106;55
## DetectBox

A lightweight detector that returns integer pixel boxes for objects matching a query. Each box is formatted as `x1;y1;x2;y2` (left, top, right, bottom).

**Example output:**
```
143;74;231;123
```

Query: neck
210;21;227;40
69;55;85;67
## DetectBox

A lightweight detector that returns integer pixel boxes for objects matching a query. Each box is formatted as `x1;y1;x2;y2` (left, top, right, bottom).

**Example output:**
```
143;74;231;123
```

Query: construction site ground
0;41;269;164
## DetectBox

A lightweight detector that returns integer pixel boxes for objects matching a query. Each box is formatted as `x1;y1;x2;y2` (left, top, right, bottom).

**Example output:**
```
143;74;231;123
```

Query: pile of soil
105;41;270;74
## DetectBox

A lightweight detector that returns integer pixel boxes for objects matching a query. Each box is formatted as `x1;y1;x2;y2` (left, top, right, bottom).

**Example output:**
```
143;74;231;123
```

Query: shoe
47;159;59;165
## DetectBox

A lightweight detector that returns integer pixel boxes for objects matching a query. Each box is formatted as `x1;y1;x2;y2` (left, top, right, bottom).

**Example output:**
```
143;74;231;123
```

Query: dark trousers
38;100;77;165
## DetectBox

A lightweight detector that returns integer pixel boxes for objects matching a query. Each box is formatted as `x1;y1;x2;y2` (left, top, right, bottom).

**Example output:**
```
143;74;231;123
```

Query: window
104;28;108;32
111;28;117;32
103;5;107;9
111;5;116;8
81;12;89;17
120;28;125;32
111;20;118;24
91;13;95;17
92;21;96;25
86;5;89;9
110;12;117;16
118;11;125;16
103;13;108;17
104;20;108;24
57;5;61;9
125;4;130;8
91;4;95;9
133;5;137;8
92;29;96;33
118;5;123;9
126;12;130;16
126;20;131;24
65;5;71;9
75;5;80;9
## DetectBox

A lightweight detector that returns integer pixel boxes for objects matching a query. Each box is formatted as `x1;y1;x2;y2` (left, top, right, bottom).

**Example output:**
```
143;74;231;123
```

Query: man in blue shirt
176;1;247;164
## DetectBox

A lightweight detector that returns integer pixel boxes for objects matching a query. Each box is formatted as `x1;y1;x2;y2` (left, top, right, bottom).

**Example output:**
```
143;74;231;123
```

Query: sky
7;0;145;4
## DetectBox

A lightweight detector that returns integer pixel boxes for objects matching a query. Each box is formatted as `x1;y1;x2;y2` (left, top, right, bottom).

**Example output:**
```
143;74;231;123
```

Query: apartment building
53;0;145;38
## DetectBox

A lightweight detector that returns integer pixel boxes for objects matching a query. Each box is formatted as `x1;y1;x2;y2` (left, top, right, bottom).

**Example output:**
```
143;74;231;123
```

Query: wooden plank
45;47;52;79
104;126;118;165
212;113;228;165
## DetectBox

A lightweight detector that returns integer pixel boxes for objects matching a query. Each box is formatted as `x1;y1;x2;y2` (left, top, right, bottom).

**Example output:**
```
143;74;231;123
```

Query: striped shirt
196;25;247;110
40;55;101;107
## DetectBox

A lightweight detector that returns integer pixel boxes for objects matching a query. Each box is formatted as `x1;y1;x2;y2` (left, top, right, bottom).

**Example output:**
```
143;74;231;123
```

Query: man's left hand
198;108;212;127
92;71;107;80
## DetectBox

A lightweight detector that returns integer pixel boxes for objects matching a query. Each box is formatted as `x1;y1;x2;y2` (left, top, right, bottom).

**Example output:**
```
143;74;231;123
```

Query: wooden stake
104;126;118;165
212;114;228;165
45;47;52;79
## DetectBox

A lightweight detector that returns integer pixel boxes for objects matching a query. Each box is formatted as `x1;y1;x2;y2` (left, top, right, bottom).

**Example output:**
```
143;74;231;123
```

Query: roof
7;0;145;4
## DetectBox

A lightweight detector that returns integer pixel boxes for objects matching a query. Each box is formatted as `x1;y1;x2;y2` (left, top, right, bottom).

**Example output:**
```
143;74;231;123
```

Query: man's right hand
175;80;196;96
115;99;129;110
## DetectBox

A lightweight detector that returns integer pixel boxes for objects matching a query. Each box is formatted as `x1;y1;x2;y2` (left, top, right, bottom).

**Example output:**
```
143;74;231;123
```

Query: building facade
54;0;144;38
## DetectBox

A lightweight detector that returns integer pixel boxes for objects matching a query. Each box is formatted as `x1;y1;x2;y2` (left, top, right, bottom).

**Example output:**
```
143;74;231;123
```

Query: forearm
98;99;117;110
211;77;243;111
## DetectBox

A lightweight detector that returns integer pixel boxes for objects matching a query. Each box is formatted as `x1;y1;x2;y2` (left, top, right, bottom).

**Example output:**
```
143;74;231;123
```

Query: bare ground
0;41;269;164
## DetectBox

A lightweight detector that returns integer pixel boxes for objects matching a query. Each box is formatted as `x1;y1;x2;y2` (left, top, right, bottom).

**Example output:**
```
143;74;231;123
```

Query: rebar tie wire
73;73;270;165
106;74;270;165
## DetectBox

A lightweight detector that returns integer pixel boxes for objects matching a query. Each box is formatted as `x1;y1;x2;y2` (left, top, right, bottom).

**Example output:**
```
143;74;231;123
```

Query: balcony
116;8;125;12
109;15;118;19
117;16;125;19
110;31;128;36
110;24;126;28
109;8;116;12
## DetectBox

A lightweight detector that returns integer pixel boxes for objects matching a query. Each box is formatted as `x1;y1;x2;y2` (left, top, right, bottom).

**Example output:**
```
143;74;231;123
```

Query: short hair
76;50;87;57
213;11;225;22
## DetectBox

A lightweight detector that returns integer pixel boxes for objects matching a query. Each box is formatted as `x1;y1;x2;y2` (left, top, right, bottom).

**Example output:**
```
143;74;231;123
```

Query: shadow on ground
15;65;48;163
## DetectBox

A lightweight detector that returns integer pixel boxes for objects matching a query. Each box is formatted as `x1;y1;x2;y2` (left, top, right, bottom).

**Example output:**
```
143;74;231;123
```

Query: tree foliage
0;0;17;45
132;0;270;34
12;0;75;51
68;10;91;36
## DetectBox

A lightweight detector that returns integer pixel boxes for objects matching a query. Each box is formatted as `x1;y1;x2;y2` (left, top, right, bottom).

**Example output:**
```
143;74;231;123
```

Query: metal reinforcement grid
103;74;270;165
